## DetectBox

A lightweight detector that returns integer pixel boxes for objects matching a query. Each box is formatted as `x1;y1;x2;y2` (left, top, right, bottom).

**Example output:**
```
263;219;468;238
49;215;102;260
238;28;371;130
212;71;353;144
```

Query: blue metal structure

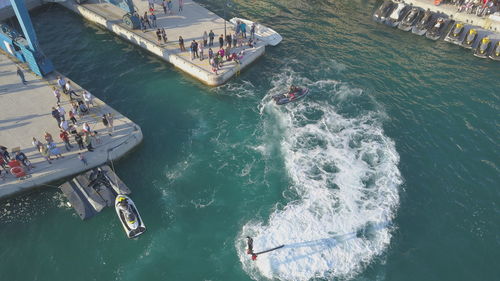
105;0;140;29
0;0;53;76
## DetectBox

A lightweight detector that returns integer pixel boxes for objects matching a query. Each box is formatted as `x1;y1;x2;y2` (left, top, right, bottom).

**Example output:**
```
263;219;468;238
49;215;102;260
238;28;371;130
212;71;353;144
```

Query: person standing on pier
51;107;62;128
167;0;173;15
106;113;114;135
156;29;162;43
69;106;78;124
60;119;69;132
16;67;26;85
32;137;43;151
250;23;256;40
193;40;199;59
150;12;157;28
178;0;184;12
39;145;52;164
52;87;61;103
78;153;88;166
208;48;213;60
162;0;167;14
241;22;247;38
232;33;237;48
179;36;186;51
161;28;168;44
219;34;224;49
75;133;85;150
60;130;73;151
199;43;204;61
226;34;232;48
83;90;94;108
48;142;63;159
57;76;67;93
143;12;151;29
83;133;94;152
57;104;66;121
203;31;208;46
209;30;215;46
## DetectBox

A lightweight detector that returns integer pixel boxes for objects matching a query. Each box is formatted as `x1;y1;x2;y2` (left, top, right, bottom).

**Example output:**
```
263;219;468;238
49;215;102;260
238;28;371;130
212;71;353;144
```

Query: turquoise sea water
1;1;499;280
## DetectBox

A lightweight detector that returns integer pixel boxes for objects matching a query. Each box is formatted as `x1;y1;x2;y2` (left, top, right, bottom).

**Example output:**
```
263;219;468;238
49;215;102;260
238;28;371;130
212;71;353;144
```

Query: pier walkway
0;53;143;199
59;0;267;85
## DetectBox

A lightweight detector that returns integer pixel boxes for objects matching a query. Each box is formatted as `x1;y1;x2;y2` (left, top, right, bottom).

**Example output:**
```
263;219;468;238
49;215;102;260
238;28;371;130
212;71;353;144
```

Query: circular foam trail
238;73;402;281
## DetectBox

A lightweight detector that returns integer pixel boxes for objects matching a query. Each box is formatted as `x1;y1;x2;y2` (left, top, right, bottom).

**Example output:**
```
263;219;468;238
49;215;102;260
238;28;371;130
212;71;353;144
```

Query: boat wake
237;72;402;281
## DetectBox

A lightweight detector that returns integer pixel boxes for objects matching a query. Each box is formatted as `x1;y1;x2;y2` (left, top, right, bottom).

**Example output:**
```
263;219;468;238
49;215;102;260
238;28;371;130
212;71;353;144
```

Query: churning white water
238;72;402;281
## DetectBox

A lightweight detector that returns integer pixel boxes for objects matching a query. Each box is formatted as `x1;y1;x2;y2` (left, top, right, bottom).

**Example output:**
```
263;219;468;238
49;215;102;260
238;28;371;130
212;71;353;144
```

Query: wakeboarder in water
246;236;285;261
246;236;258;260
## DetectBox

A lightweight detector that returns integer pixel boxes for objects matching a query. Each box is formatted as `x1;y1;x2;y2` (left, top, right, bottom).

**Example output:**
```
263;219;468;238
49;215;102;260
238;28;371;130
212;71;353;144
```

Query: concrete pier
59;0;267;86
0;52;143;199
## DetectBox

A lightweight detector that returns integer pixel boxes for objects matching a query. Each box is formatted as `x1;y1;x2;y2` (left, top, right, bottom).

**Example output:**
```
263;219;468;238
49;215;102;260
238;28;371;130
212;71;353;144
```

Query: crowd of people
1;74;115;181
440;0;499;16
178;20;257;74
136;1;259;75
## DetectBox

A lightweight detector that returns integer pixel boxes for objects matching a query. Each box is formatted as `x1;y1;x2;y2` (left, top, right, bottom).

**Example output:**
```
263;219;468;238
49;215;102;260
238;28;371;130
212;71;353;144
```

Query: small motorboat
398;7;423;31
426;17;453;41
272;87;310;105
474;37;491;58
444;22;465;44
488;41;500;61
461;28;478;49
411;9;434;36
385;2;409;27
115;195;146;238
230;17;282;46
373;0;395;23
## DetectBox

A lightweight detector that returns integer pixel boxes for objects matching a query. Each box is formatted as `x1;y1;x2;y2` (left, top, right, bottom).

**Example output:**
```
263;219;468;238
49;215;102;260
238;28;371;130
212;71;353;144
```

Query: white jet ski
115;195;146;238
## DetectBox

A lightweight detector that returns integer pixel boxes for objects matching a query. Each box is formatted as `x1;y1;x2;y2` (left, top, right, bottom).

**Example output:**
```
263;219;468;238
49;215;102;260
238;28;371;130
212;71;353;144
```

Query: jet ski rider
287;85;298;99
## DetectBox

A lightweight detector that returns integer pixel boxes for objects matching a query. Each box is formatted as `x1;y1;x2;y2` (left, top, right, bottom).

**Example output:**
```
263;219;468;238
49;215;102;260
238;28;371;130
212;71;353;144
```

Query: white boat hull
230;17;282;46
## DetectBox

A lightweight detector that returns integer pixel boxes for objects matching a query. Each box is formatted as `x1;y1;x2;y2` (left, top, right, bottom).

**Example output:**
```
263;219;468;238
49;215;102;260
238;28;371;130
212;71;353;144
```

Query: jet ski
461;28;478;49
385;2;409;27
426;17;452;41
488;41;500;61
474;37;491;58
444;22;465;44
411;9;434;36
115;195;146;238
373;0;395;23
272;87;310;105
398;7;423;31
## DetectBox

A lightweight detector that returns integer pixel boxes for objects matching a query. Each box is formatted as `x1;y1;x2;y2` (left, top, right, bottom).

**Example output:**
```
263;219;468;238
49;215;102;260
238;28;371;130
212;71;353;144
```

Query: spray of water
238;70;402;281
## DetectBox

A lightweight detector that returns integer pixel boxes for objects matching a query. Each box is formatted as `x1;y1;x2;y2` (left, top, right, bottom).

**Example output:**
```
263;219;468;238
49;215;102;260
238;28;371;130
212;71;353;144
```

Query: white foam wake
238;75;402;281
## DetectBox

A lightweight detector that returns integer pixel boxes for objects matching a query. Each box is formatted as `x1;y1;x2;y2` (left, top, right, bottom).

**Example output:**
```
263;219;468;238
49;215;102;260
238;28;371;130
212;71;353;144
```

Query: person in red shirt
59;130;73;151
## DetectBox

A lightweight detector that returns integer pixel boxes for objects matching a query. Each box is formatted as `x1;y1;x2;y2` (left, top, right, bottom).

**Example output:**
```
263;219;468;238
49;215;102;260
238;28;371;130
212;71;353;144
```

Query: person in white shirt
57;105;66;121
65;81;79;100
82;122;91;134
83;91;94;108
60;119;69;132
57;76;67;93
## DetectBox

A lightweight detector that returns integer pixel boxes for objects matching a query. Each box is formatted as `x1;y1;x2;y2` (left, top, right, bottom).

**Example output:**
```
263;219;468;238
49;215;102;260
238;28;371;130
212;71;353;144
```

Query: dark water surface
1;1;498;281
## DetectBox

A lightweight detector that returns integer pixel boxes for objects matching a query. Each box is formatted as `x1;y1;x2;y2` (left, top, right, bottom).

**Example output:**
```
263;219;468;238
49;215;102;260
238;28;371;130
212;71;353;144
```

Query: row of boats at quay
373;0;500;61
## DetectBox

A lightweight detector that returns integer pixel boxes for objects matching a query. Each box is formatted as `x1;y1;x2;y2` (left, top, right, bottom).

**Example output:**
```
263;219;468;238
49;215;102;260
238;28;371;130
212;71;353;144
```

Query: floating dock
58;0;275;85
0;52;143;199
59;165;130;219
